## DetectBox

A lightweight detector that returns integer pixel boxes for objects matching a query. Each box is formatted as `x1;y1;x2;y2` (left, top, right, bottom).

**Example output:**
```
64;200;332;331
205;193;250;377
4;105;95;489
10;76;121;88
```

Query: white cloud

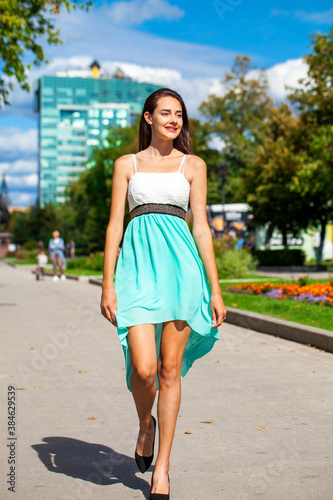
270;9;290;18
294;9;333;24
107;0;184;25
0;160;37;176
50;5;236;79
7;173;38;189
264;58;309;101
9;191;36;207
0;128;38;157
101;60;182;86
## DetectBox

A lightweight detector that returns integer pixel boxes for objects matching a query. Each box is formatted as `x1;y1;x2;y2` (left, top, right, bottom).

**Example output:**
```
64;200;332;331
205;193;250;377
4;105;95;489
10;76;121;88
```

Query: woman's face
145;96;183;141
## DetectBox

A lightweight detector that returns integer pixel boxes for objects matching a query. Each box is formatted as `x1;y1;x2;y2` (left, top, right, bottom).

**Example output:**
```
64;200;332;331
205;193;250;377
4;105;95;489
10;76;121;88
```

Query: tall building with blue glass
34;62;162;206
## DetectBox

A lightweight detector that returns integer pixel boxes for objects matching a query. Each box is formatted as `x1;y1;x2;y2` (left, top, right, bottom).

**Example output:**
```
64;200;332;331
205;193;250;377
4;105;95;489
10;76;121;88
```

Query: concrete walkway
0;261;332;500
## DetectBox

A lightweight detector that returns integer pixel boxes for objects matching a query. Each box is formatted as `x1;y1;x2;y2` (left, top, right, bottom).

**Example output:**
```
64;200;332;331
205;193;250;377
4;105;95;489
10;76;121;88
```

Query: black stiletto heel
149;471;170;500
135;415;156;473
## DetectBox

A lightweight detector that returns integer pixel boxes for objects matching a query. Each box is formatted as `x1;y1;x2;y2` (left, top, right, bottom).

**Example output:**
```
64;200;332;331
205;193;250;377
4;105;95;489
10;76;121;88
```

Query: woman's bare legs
151;319;191;494
127;324;157;456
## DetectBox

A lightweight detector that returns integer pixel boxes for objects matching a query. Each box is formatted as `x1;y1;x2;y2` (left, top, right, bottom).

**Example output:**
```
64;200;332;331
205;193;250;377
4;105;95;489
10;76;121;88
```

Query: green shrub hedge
66;253;104;271
253;249;306;267
213;238;258;278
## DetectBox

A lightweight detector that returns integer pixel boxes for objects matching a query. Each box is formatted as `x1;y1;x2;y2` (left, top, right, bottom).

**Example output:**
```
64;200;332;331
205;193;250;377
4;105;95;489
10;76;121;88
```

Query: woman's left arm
189;156;227;327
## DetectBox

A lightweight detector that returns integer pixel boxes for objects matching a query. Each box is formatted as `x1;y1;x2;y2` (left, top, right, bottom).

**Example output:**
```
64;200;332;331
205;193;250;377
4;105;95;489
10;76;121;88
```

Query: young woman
101;88;227;499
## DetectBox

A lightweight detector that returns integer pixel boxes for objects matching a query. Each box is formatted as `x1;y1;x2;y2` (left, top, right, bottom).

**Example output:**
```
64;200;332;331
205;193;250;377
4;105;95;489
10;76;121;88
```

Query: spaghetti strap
178;154;187;173
132;153;137;173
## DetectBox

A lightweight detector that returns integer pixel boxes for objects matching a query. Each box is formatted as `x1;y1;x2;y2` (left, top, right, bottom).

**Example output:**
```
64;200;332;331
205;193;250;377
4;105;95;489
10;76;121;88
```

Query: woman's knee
132;364;156;388
158;358;181;388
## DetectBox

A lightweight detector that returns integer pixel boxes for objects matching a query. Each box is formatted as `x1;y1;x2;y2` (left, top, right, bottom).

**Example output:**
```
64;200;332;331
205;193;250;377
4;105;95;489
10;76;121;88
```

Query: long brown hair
139;88;193;154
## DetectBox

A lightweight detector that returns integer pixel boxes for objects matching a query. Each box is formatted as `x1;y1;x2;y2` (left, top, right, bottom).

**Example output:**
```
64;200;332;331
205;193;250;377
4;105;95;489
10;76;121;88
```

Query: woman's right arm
101;155;130;326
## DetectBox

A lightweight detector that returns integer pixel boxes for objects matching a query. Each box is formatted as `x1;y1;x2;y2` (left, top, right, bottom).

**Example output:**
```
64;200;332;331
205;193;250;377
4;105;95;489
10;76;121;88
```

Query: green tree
245;103;311;247
63;121;139;252
199;55;274;202
0;0;92;106
188;118;222;204
12;203;58;244
287;26;333;264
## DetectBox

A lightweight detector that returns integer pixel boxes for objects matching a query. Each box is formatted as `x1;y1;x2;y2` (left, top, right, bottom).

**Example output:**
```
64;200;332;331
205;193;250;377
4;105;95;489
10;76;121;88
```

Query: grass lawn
221;280;333;331
62;268;103;276
3;256;36;265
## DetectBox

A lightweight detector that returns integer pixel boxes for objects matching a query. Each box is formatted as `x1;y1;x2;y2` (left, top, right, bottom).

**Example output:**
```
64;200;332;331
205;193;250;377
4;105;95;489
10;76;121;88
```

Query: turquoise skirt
114;213;219;391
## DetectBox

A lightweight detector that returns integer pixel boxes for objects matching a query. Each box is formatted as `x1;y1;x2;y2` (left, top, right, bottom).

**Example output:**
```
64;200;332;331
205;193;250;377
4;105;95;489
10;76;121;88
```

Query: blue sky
0;0;332;206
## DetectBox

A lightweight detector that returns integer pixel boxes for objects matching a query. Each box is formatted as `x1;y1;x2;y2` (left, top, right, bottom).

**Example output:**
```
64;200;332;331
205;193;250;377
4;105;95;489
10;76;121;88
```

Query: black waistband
130;203;187;220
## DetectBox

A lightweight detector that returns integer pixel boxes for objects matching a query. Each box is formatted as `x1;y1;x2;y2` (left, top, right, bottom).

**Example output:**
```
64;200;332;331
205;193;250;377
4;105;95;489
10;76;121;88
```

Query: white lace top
127;154;190;212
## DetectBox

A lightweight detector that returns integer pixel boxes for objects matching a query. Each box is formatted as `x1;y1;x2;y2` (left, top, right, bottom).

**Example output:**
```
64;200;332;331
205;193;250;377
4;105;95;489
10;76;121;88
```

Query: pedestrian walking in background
236;231;245;249
65;242;71;259
48;230;66;281
70;240;76;259
101;88;226;499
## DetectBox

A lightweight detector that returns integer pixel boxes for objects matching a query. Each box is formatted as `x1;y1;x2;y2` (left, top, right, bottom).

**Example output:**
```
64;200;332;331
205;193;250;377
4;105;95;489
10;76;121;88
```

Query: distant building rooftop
56;60;132;80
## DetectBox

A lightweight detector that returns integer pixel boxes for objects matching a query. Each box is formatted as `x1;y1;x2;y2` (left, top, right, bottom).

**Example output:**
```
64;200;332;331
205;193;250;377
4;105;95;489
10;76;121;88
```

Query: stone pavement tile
0;262;332;500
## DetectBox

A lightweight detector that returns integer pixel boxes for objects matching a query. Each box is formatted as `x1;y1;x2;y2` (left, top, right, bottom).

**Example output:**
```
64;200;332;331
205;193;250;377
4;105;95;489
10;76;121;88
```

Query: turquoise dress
114;153;219;391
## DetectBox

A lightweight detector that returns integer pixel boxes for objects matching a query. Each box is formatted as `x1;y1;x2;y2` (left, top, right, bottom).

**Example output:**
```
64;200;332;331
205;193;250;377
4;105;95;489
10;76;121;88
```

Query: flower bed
226;281;333;306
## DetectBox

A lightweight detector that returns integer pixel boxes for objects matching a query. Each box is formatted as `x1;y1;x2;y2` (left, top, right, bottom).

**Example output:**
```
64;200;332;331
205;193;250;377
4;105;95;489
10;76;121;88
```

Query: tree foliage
199;55;274;202
0;0;92;106
287;26;333;263
244;103;311;246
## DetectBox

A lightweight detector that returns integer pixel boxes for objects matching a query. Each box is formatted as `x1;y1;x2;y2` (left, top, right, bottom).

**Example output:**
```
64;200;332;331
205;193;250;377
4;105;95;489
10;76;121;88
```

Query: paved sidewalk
0;262;332;500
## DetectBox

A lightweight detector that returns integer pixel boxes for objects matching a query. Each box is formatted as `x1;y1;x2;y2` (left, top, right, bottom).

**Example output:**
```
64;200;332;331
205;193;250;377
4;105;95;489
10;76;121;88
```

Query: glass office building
34;65;161;205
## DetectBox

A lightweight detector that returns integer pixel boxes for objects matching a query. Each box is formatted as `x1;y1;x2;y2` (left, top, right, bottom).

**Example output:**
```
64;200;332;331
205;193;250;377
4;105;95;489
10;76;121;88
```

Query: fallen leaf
209;435;213;437
213;360;220;364
66;364;72;367
16;387;25;390
257;425;266;430
34;386;42;389
232;303;238;307
87;417;98;420
200;420;214;424
295;305;300;308
79;370;87;373
184;430;192;434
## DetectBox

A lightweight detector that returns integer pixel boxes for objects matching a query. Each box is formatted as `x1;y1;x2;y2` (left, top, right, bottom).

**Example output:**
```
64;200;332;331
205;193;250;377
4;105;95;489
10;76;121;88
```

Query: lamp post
216;162;229;234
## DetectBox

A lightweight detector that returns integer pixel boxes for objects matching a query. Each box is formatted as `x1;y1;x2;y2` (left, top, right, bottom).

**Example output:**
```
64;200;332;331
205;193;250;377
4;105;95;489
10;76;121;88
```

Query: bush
213;238;258;278
22;240;39;251
14;248;38;263
253;249;306;267
66;253;104;271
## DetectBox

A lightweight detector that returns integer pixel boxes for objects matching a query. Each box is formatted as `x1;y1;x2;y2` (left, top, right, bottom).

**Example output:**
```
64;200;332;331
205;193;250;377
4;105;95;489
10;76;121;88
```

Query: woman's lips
166;127;177;132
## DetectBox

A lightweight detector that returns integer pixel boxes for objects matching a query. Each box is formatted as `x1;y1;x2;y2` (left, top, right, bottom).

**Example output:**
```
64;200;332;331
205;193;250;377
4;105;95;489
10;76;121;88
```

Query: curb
88;277;333;354
226;307;333;353
0;258;16;268
89;278;103;286
257;266;328;273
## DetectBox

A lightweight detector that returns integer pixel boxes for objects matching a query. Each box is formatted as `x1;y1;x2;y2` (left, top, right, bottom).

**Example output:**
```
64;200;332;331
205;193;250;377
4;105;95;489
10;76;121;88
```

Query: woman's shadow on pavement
32;436;151;498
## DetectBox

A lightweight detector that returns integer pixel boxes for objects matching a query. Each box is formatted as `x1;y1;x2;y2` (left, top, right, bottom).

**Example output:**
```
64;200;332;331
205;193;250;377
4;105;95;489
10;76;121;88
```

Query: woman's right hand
100;287;118;326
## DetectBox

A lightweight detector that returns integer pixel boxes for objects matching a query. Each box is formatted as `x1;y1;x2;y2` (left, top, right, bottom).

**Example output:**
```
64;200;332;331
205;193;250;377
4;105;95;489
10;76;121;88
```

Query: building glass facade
35;73;161;205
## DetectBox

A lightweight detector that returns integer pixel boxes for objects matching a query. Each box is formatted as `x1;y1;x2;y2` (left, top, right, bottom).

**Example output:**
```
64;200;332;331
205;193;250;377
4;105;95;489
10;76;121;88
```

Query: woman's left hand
210;291;227;328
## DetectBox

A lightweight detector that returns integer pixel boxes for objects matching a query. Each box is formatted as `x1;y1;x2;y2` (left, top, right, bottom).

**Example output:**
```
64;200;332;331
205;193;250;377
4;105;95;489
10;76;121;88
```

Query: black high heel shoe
149;471;170;500
135;415;156;473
